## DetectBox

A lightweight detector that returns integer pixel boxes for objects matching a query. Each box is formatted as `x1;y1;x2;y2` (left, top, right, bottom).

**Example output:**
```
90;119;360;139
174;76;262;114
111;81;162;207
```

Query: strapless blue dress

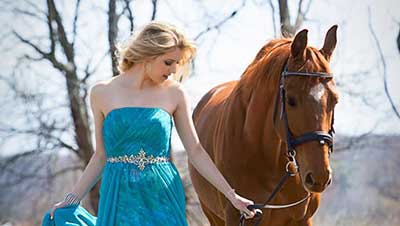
42;107;188;226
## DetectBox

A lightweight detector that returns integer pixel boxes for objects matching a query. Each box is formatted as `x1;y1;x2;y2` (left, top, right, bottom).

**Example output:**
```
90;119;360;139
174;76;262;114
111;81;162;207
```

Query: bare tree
7;0;102;211
277;0;312;37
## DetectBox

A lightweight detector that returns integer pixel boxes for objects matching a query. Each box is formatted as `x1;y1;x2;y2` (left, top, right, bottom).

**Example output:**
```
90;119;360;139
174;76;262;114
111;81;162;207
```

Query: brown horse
189;26;339;226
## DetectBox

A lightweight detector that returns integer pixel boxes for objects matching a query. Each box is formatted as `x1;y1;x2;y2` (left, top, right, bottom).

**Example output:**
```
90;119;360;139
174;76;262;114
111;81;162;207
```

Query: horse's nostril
305;173;315;185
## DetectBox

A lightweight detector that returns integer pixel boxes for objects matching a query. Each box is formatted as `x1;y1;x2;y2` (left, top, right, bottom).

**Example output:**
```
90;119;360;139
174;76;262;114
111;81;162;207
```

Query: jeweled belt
107;149;170;171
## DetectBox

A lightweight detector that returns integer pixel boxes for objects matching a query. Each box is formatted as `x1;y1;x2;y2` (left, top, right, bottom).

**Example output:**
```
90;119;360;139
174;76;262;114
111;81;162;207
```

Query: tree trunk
278;0;294;37
277;0;309;37
108;0;119;77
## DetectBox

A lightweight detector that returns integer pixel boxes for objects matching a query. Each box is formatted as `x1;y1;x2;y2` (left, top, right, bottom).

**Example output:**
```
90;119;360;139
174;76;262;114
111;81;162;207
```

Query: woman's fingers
241;210;255;219
229;192;259;219
50;207;55;219
242;202;255;217
49;201;66;219
243;208;256;219
234;200;255;218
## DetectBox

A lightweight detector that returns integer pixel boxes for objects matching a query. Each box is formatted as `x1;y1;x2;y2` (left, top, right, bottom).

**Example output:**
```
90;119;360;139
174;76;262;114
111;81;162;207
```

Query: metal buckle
286;150;298;176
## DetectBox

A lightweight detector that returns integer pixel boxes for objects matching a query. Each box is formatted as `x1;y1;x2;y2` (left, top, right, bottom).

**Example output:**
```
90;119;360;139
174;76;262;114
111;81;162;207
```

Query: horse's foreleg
199;200;225;226
224;205;242;226
293;194;319;226
295;217;312;226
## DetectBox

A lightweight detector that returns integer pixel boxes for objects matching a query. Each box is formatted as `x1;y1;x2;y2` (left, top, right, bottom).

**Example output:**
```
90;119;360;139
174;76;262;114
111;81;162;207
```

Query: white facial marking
309;83;326;102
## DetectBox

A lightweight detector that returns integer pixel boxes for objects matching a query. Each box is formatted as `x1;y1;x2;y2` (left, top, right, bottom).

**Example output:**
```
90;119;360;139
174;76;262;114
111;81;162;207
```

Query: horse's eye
287;96;297;107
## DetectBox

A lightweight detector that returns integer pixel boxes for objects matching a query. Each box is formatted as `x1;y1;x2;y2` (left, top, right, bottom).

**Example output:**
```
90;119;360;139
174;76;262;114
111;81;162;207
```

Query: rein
239;60;335;226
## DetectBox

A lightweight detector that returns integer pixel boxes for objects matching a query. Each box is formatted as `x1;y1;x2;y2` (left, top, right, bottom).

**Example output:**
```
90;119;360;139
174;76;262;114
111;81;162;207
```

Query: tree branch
335;124;377;152
0;149;40;167
72;0;82;47
45;0;56;54
12;8;45;21
268;0;277;37
278;0;293;37
47;0;75;64
1;120;78;154
21;0;46;16
122;0;134;32
278;0;311;37
1;157;83;187
194;0;247;41
368;7;400;120
293;0;304;31
12;31;69;72
81;50;109;84
151;0;158;21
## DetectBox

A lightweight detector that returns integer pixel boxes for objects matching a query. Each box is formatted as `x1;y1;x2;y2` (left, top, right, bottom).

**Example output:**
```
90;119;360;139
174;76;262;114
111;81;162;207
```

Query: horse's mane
235;37;332;95
238;38;292;89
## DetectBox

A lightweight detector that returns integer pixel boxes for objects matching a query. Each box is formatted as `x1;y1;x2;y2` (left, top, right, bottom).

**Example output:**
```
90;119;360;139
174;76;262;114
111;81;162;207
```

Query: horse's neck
224;78;286;172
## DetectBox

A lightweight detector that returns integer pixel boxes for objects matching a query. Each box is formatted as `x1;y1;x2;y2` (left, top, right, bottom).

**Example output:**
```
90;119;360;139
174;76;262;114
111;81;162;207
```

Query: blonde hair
116;21;197;82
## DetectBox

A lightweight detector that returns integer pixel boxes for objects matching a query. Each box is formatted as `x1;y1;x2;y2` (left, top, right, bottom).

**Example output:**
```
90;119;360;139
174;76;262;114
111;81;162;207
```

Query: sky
0;0;399;155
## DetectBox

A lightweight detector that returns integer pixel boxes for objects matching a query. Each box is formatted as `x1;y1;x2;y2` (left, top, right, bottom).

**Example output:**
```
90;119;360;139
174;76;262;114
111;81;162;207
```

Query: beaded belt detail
107;149;170;171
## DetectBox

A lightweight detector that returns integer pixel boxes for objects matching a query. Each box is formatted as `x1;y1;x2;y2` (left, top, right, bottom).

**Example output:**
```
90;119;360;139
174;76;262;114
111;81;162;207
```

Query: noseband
239;60;336;226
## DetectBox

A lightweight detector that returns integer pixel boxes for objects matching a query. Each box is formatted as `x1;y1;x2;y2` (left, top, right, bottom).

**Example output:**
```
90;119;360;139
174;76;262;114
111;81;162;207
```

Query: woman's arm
50;84;107;217
68;84;107;200
172;84;256;218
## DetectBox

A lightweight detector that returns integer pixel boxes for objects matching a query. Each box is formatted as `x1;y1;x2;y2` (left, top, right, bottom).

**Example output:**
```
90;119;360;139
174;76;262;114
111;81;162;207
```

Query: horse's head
273;26;339;193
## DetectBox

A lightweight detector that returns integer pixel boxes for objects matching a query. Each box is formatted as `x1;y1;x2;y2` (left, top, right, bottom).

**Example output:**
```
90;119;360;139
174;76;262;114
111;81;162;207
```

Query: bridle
277;61;335;156
239;59;336;226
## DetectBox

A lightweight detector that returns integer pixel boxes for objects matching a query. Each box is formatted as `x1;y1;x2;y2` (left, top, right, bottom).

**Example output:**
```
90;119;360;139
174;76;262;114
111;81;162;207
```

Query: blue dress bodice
102;107;173;158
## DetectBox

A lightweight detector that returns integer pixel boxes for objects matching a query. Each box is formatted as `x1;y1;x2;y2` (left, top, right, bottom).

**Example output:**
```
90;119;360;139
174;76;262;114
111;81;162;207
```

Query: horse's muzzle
304;171;332;193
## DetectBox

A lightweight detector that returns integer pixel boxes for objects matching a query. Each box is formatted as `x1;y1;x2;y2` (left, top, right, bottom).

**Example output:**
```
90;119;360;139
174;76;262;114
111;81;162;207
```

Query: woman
44;21;256;225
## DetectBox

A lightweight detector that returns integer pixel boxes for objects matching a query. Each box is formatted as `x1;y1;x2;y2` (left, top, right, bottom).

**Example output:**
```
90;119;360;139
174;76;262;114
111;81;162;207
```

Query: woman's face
146;47;183;84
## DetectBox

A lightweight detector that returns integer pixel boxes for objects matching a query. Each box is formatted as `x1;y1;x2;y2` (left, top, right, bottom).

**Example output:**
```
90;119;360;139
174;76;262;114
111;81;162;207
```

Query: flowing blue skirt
42;161;188;226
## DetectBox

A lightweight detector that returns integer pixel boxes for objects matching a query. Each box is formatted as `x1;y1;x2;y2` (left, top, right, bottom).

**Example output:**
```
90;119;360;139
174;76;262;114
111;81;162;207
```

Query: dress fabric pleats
42;107;188;226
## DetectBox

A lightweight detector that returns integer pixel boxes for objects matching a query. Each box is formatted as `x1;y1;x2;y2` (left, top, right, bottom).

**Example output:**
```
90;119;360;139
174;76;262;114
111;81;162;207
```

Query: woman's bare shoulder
165;79;184;93
91;77;118;96
163;80;187;109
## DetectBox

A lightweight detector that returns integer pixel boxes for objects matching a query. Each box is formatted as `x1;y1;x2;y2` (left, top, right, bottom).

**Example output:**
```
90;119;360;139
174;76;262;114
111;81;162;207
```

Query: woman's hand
49;201;69;219
227;190;257;219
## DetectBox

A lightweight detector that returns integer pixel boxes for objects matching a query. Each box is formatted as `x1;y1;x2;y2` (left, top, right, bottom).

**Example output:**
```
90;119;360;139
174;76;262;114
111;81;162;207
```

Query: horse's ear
320;25;338;61
291;29;308;61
